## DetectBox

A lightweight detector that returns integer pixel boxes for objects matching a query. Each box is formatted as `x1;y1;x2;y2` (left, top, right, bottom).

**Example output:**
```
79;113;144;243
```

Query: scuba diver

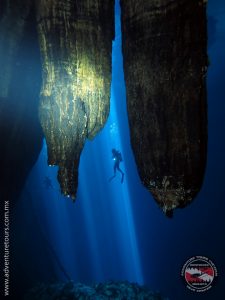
43;176;53;189
109;148;124;183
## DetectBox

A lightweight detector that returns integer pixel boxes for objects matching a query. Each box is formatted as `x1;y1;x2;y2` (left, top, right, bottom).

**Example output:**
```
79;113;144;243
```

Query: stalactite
35;0;114;198
120;0;208;216
0;0;208;216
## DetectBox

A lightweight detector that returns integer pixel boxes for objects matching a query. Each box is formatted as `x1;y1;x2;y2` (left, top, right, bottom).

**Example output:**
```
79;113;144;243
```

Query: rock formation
120;0;208;216
0;0;208;216
36;0;114;198
24;281;167;299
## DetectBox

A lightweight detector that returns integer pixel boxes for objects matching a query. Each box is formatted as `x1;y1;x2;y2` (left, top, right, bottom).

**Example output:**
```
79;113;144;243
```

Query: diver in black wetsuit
109;148;124;183
43;176;53;189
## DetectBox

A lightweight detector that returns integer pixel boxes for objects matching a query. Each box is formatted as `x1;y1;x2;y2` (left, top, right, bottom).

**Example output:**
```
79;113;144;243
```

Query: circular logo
181;256;218;292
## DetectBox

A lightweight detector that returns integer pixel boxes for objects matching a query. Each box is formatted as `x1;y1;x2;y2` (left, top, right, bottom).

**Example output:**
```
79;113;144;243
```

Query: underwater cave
1;0;225;299
0;0;208;215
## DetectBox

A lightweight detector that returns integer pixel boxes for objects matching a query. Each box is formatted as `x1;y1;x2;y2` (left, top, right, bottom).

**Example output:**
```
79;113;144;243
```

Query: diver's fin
121;173;124;183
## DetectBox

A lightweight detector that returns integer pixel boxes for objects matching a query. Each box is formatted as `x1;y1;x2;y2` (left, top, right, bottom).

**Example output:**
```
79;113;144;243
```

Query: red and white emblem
181;256;218;292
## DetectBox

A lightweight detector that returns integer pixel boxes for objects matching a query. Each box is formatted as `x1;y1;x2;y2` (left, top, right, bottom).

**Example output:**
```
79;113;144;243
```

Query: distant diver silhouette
43;176;53;189
109;148;124;183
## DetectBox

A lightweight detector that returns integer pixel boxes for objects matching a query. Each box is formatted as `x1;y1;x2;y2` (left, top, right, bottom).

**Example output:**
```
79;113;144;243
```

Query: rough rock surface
36;0;114;198
120;0;208;216
24;281;168;300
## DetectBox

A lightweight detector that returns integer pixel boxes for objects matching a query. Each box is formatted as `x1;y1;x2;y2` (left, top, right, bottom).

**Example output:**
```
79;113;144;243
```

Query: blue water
13;1;225;299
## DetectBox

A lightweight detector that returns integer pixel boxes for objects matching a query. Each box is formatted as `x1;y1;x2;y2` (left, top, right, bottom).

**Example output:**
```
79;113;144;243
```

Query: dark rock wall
120;0;208;216
36;0;114;198
0;5;43;293
0;0;43;202
0;0;31;98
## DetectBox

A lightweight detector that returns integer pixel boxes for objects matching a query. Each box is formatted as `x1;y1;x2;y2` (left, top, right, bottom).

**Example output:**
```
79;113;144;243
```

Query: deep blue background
12;1;225;299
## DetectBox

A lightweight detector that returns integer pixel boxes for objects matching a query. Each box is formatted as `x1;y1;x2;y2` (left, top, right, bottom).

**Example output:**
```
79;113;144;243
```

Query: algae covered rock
24;280;168;300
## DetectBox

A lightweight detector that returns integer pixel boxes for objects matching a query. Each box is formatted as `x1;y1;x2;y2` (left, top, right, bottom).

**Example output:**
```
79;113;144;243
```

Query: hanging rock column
36;0;114;198
120;0;208;216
